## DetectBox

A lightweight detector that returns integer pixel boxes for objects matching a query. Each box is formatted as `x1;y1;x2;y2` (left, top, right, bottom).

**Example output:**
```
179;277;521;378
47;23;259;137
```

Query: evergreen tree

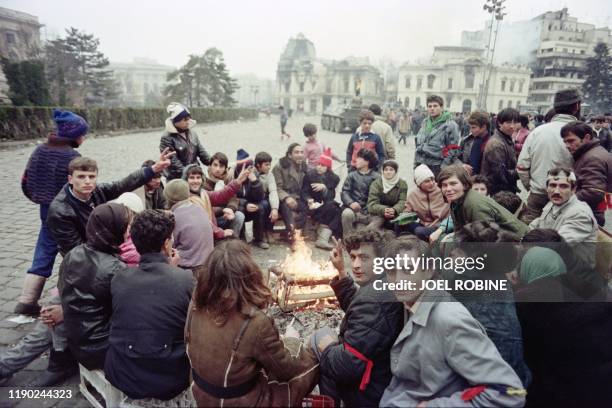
164;48;237;107
1;58;50;106
582;42;612;114
45;28;118;106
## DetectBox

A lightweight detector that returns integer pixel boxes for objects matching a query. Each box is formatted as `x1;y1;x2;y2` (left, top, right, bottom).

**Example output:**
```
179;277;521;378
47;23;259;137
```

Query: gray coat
415;117;461;168
380;291;525;408
529;195;598;242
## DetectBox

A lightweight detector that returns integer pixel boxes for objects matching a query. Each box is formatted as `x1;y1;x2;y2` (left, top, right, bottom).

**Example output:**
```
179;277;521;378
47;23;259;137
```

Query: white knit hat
414;164;435;186
113;192;145;213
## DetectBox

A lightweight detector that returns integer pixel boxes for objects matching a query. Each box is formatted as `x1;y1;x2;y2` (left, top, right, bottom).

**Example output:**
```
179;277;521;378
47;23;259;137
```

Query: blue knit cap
53;109;89;140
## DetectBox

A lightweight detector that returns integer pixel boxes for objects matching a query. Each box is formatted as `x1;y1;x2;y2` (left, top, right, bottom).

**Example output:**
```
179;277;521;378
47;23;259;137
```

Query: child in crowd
302;123;339;170
366;160;408;233
341;148;380;237
254;152;280;236
471;174;490;196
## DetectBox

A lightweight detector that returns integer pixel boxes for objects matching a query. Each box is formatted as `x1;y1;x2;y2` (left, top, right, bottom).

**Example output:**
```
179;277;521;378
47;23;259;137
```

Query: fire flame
280;230;337;281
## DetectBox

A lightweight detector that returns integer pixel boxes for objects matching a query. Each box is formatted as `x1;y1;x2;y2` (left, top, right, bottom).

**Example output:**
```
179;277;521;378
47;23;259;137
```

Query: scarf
423;111;452;135
382;172;400;194
519;247;566;285
86;203;129;254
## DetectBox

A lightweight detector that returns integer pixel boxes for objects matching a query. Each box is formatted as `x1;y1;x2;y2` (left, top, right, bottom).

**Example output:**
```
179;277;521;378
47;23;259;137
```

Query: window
417;77;423;90
299;82;304;92
415;97;421;109
448;78;453;89
310;99;317;113
5;32;15;44
404;97;410;107
325;79;332;93
508;101;513;108
501;80;506;91
510;81;515;92
464;67;475;89
462;99;472;113
405;76;411;89
343;79;350;93
499;100;504;110
284;82;290;93
519;82;524;93
427;74;436;89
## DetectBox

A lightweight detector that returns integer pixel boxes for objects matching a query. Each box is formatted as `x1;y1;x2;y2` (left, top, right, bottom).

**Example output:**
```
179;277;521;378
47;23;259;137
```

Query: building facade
462;8;612;111
109;58;175;107
0;7;43;104
276;33;384;114
397;47;530;113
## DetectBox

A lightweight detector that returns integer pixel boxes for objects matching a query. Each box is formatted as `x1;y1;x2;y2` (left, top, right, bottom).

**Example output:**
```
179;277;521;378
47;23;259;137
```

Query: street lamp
478;0;507;111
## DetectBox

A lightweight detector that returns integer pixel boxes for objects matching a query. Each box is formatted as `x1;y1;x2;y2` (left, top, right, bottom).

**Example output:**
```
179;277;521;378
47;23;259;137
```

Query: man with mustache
529;167;598;242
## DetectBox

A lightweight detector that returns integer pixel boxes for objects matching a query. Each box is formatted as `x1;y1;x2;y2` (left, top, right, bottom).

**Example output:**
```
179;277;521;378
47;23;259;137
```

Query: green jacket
367;178;408;217
451;189;528;237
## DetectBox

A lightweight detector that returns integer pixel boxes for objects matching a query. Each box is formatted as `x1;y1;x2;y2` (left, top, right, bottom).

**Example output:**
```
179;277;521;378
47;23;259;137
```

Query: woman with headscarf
366;160;408;234
515;246;612;407
58;203;131;370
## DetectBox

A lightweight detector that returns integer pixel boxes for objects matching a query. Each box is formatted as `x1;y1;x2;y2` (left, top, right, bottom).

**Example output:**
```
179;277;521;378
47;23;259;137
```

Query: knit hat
414;164;435;186
53;109;89;140
318;147;332;169
236;149;250;163
553;89;581;109
112;192;144;213
167;102;191;124
382;160;398;172
164;179;190;204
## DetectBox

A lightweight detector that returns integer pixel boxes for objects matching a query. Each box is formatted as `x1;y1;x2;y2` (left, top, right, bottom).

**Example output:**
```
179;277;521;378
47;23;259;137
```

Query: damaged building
276;33;384;114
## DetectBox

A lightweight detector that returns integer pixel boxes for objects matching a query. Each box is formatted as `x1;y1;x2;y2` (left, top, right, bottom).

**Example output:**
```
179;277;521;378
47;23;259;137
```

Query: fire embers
270;230;338;312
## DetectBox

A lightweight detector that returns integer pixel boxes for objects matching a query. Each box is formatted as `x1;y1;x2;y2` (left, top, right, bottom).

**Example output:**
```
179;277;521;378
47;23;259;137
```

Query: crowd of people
0;87;611;407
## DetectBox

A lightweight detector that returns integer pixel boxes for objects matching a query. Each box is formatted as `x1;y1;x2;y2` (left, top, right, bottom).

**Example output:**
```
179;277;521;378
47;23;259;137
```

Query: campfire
270;231;338;312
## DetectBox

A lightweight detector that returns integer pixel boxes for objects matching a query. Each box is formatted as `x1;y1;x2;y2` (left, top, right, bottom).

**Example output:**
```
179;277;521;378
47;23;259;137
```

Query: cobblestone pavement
0;114;417;406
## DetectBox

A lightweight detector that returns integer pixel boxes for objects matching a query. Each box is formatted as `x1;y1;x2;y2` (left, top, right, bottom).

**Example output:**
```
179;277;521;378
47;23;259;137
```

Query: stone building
462;8;612;111
0;7;43;104
109;58;175;107
276;33;384;114
397;46;531;113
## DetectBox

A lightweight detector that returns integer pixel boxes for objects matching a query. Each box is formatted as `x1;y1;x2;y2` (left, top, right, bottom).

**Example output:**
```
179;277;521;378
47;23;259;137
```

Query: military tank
320;97;363;133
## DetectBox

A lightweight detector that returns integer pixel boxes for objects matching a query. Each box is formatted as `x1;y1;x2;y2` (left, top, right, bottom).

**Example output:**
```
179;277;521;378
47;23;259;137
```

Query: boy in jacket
341;149;380;237
316;229;404;407
346;110;386;171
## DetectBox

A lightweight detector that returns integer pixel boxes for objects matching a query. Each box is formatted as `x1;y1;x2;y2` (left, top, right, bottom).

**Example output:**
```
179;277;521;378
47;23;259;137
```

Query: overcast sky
3;0;611;78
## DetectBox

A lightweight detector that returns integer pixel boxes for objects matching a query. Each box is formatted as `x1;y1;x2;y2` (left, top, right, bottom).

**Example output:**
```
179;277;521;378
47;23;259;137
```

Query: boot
315;226;334;250
28;349;78;387
14;274;46;316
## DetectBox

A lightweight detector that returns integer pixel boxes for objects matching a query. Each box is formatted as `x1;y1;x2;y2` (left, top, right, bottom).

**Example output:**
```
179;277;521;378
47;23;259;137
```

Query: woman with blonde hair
186;240;319;407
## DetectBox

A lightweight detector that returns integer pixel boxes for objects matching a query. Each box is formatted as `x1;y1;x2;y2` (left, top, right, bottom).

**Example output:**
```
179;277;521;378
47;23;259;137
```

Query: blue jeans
402;222;438;241
28;204;58;278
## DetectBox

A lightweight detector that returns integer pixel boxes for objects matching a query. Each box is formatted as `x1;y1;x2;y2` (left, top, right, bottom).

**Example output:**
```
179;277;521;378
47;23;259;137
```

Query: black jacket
481;129;519;195
159;130;211;181
59;244;127;370
104;252;193;400
572;140;612;226
236;176;265;213
320;276;404;407
47;167;154;256
300;169;340;205
515;277;612;407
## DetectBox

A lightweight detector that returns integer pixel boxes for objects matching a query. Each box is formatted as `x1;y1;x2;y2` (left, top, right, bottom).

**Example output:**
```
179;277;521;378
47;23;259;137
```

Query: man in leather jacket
159;102;211;181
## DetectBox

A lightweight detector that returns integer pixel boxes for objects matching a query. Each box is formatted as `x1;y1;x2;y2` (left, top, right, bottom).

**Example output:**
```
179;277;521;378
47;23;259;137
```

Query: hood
164;117;197;134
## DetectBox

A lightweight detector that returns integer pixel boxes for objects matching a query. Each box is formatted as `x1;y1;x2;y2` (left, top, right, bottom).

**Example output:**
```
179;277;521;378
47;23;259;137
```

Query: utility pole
478;0;507;111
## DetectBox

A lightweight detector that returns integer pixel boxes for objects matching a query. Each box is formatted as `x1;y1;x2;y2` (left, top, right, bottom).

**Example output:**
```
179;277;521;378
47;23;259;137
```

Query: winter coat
512;127;530;156
572;140;612;226
515;278;612;407
202;169;240;216
529;195;598;242
300;169;340;205
320;276;404;407
341;169;380;212
366;178;408;217
272;157;308;203
258;172;280;210
345;132;386;169
370;117;396;159
415;115;461;168
21;140;81;205
457;132;489;175
404;186;450;227
48;167;155;256
451;189;529;237
236;175;265;213
133;185;167;210
171;201;214;269
186;304;319;407
517;114;575;195
104;252;193;400
380;291;525;408
159;126;211;181
59;244;128;370
594;127;612;152
481;129;519;195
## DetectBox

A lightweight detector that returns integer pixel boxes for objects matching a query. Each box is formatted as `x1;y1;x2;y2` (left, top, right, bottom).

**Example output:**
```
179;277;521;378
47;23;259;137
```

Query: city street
0;114;417;406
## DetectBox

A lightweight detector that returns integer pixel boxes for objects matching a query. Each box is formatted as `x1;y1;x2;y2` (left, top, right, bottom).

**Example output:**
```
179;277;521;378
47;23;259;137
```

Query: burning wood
271;230;338;312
